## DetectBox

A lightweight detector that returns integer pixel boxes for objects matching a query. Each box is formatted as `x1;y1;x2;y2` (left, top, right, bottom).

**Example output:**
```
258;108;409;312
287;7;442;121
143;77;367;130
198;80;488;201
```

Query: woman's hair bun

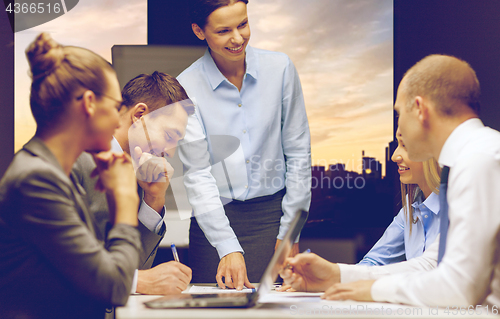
25;32;65;79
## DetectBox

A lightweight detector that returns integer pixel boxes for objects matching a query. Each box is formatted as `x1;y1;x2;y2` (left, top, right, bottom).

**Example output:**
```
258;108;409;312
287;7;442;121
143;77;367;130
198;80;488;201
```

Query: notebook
144;210;308;309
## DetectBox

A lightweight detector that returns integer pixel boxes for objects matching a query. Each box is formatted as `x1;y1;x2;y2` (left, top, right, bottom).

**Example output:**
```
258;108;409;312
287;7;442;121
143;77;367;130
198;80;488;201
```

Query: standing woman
178;0;311;288
0;33;141;319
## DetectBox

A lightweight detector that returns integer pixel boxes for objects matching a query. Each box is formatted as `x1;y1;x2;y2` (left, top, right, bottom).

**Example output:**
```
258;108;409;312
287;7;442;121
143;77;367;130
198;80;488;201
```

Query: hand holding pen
278;250;340;293
278;249;309;292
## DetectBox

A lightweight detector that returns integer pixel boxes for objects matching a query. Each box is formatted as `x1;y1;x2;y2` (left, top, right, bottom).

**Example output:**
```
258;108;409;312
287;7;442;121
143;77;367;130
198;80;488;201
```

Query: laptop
144;210;308;309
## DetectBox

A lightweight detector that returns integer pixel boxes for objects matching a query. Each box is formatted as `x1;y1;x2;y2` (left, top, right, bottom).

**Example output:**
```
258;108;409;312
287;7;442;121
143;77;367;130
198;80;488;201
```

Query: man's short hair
122;71;195;115
402;54;481;116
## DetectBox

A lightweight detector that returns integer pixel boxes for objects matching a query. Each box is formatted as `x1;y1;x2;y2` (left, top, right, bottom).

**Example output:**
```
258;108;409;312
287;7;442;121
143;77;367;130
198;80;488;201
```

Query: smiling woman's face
193;1;250;66
391;129;425;185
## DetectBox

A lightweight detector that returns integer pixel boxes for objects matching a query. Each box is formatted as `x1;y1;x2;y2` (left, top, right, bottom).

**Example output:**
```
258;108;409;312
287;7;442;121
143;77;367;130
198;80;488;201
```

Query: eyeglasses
76;91;126;112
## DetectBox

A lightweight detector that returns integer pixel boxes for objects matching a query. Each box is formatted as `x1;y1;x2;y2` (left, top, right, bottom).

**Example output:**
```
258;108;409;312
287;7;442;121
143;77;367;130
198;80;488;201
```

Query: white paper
258;292;323;303
187;285;256;294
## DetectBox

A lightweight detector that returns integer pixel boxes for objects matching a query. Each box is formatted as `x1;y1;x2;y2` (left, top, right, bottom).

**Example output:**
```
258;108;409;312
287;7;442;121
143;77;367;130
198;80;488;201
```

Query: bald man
280;55;500;307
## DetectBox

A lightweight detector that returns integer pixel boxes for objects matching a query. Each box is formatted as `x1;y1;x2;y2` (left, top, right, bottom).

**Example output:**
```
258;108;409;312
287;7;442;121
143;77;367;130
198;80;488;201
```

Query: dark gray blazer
73;152;166;270
0;138;141;319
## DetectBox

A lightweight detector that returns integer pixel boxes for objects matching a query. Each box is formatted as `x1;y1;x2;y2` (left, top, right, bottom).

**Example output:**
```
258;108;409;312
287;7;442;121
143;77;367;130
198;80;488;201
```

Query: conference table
116;286;497;319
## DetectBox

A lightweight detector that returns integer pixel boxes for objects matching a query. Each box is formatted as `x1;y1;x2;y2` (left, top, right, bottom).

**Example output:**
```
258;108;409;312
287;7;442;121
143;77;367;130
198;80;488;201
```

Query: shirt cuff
277;225;301;243
357;258;377;266
338;263;392;283
371;275;399;303
338;263;369;283
138;200;165;235
130;269;138;294
214;237;244;259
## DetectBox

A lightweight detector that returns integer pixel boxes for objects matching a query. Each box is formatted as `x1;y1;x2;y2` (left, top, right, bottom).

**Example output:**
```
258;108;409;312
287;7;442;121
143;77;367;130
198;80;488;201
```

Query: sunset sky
14;0;393;174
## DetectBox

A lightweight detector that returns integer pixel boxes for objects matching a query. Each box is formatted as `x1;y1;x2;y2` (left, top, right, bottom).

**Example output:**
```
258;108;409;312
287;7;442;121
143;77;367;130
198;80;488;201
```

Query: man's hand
321;280;375;301
133;146;173;212
279;253;340;292
216;252;255;290
275;239;300;257
136;261;192;294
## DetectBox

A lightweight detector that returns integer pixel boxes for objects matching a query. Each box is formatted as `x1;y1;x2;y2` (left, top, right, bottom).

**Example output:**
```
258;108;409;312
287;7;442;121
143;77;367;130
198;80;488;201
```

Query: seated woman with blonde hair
0;33;140;319
280;129;441;291
358;129;441;266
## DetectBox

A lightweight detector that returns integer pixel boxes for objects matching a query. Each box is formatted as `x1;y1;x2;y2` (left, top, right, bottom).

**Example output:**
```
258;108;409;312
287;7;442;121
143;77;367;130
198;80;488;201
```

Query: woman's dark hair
122;71;194;115
189;0;248;30
26;33;114;131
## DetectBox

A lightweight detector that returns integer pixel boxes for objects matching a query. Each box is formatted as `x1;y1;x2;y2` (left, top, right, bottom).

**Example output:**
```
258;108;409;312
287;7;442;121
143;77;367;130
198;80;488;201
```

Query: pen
284;249;311;270
171;243;180;262
141;117;154;154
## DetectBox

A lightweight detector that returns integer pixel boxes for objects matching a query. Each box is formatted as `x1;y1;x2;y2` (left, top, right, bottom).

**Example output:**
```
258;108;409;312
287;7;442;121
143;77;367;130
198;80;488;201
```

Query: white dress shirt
371;118;500;307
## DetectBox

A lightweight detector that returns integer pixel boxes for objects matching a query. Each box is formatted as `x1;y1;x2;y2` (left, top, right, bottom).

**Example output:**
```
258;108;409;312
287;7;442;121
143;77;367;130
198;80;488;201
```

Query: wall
394;0;500;130
0;9;14;177
2;1;500;180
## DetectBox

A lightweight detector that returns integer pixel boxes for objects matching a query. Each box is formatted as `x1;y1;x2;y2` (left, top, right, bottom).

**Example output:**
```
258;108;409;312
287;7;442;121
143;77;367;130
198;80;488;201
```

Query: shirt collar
202;46;258;91
425;192;440;215
411;191;440;216
111;136;123;153
245;46;258;80
439;118;483;168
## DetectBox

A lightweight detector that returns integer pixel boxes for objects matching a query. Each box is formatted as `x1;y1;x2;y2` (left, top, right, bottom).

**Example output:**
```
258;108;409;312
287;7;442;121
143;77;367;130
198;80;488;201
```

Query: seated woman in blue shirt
358;129;441;266
278;130;441;292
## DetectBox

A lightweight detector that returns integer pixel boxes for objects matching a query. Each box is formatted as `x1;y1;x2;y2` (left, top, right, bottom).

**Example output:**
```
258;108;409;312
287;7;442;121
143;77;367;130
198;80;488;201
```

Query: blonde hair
400;157;441;234
26;33;114;132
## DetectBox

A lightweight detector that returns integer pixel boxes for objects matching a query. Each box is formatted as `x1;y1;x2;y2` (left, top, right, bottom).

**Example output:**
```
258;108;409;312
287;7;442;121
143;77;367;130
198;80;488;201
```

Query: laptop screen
252;210;308;302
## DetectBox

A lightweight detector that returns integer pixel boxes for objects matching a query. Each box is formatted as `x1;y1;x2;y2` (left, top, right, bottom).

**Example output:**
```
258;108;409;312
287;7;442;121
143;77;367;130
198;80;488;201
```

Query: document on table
187;285;256;294
258;292;323;303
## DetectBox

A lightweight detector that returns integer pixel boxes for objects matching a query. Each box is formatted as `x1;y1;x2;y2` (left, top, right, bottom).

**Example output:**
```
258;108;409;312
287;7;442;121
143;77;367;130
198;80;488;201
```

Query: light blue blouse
177;46;312;258
358;191;440;266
